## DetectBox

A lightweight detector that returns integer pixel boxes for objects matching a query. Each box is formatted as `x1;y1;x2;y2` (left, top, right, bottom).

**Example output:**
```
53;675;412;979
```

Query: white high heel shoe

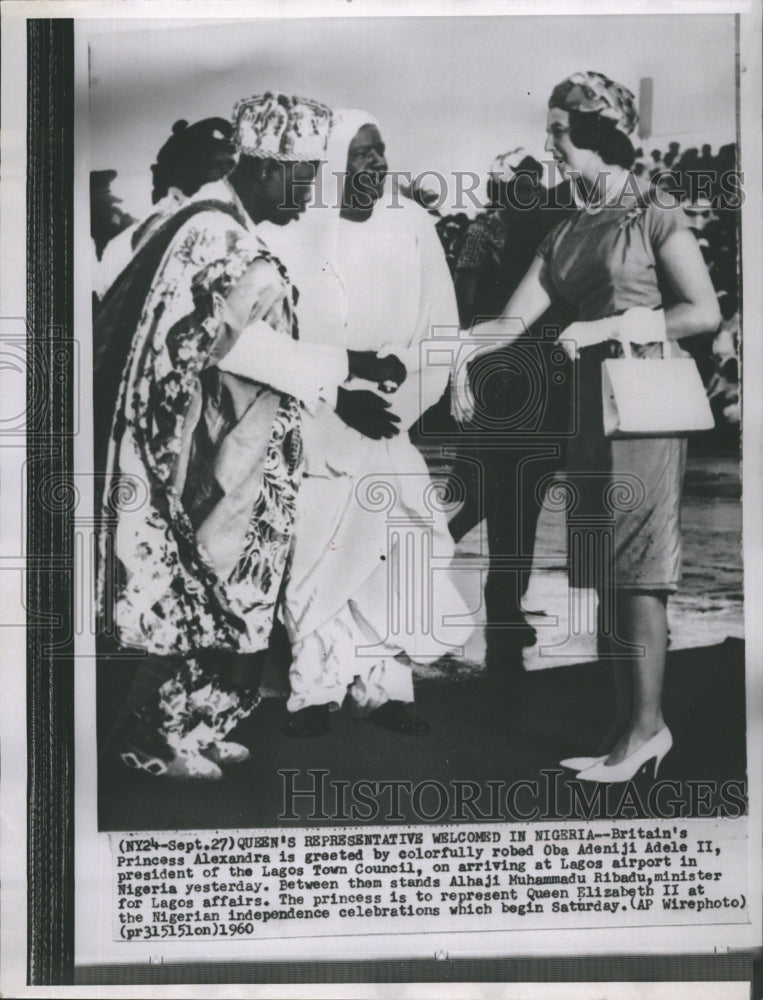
575;727;673;783
560;755;607;771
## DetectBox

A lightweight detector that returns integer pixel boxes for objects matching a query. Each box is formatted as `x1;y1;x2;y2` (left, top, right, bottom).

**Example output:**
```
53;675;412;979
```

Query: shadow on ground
98;637;746;830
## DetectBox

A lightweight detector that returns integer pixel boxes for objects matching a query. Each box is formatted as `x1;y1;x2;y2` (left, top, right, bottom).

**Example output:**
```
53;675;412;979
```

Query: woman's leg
593;595;633;754
605;589;668;764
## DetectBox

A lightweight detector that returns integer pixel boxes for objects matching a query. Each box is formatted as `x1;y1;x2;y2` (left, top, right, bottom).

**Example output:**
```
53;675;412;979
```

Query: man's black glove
335;387;401;440
347;350;407;392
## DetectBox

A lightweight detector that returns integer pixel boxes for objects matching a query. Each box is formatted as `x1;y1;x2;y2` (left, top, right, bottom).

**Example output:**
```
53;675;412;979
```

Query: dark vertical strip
26;18;75;985
735;14;744;338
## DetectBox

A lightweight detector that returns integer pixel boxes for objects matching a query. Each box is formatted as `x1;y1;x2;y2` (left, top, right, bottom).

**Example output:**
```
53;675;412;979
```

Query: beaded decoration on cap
232;92;332;161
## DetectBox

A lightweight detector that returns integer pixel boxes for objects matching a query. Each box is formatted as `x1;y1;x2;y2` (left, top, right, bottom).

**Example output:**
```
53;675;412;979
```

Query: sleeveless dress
537;189;691;591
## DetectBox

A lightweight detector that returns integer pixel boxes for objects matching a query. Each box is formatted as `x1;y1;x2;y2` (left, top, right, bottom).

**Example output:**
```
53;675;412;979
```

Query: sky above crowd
86;13;738;218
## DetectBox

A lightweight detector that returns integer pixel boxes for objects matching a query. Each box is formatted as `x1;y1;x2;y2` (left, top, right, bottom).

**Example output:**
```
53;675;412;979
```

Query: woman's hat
549;71;638;136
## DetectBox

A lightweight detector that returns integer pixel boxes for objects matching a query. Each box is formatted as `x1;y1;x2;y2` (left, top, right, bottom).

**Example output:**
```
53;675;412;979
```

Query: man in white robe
280;111;475;737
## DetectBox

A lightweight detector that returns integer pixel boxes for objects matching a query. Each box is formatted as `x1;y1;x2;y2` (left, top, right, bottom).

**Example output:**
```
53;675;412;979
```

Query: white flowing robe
281;198;475;713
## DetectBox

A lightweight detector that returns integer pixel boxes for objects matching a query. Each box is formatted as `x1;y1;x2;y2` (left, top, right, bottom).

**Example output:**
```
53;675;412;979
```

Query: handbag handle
619;338;665;360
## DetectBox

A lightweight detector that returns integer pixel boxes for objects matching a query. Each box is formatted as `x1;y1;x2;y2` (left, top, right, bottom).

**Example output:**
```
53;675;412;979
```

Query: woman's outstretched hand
560;308;668;360
449;344;479;425
559;316;616;360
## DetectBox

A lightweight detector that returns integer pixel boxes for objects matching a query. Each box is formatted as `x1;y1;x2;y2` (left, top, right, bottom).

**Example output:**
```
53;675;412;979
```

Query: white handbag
601;341;715;438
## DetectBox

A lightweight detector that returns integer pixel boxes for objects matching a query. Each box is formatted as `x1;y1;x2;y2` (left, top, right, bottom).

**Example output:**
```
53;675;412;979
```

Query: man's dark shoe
366;700;430;735
283;704;331;737
503;619;538;648
485;625;532;684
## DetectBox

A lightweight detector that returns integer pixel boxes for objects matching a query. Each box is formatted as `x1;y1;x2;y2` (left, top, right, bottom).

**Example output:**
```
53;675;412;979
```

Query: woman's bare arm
657;229;722;339
462;256;554;352
450;256;554;421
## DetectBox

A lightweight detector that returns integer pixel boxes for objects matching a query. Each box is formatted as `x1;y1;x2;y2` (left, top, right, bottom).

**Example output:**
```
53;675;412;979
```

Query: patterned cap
549;71;638;135
232;91;332;161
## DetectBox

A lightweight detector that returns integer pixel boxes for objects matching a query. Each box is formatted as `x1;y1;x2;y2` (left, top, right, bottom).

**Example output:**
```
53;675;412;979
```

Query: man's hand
335;387;401;439
347;350;407;392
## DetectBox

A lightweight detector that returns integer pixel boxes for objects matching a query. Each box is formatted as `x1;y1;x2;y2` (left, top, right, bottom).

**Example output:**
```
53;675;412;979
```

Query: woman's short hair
567;110;636;170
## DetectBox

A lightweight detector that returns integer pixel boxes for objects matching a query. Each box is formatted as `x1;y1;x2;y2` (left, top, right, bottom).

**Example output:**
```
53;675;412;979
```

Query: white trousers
286;599;414;715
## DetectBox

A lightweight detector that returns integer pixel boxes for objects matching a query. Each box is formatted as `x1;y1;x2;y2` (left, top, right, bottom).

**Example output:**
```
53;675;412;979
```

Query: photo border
26;16;75;987
14;4;762;992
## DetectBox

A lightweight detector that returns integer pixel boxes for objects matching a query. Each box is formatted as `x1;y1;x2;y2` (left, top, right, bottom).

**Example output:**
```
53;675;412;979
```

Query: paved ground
99;637;746;830
98;452;746;830
412;450;743;678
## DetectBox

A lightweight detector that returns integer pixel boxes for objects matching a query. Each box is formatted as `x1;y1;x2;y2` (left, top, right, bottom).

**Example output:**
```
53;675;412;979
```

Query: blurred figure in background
454;148;549;321
447;147;574;675
665;140;681;166
91;169;136;260
707;289;740;430
91;169;137;310
93;118;239;301
648;148;665;177
435;211;472;274
698;142;717;173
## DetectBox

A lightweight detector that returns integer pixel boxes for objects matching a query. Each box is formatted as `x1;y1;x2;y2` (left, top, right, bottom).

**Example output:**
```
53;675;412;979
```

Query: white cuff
215;320;348;410
616;307;667;345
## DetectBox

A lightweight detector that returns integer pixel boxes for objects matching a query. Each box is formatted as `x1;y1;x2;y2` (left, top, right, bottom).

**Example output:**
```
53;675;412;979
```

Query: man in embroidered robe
96;93;402;779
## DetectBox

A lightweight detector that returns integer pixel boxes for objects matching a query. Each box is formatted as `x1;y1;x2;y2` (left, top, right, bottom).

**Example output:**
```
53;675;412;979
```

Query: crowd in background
418;138;741;445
